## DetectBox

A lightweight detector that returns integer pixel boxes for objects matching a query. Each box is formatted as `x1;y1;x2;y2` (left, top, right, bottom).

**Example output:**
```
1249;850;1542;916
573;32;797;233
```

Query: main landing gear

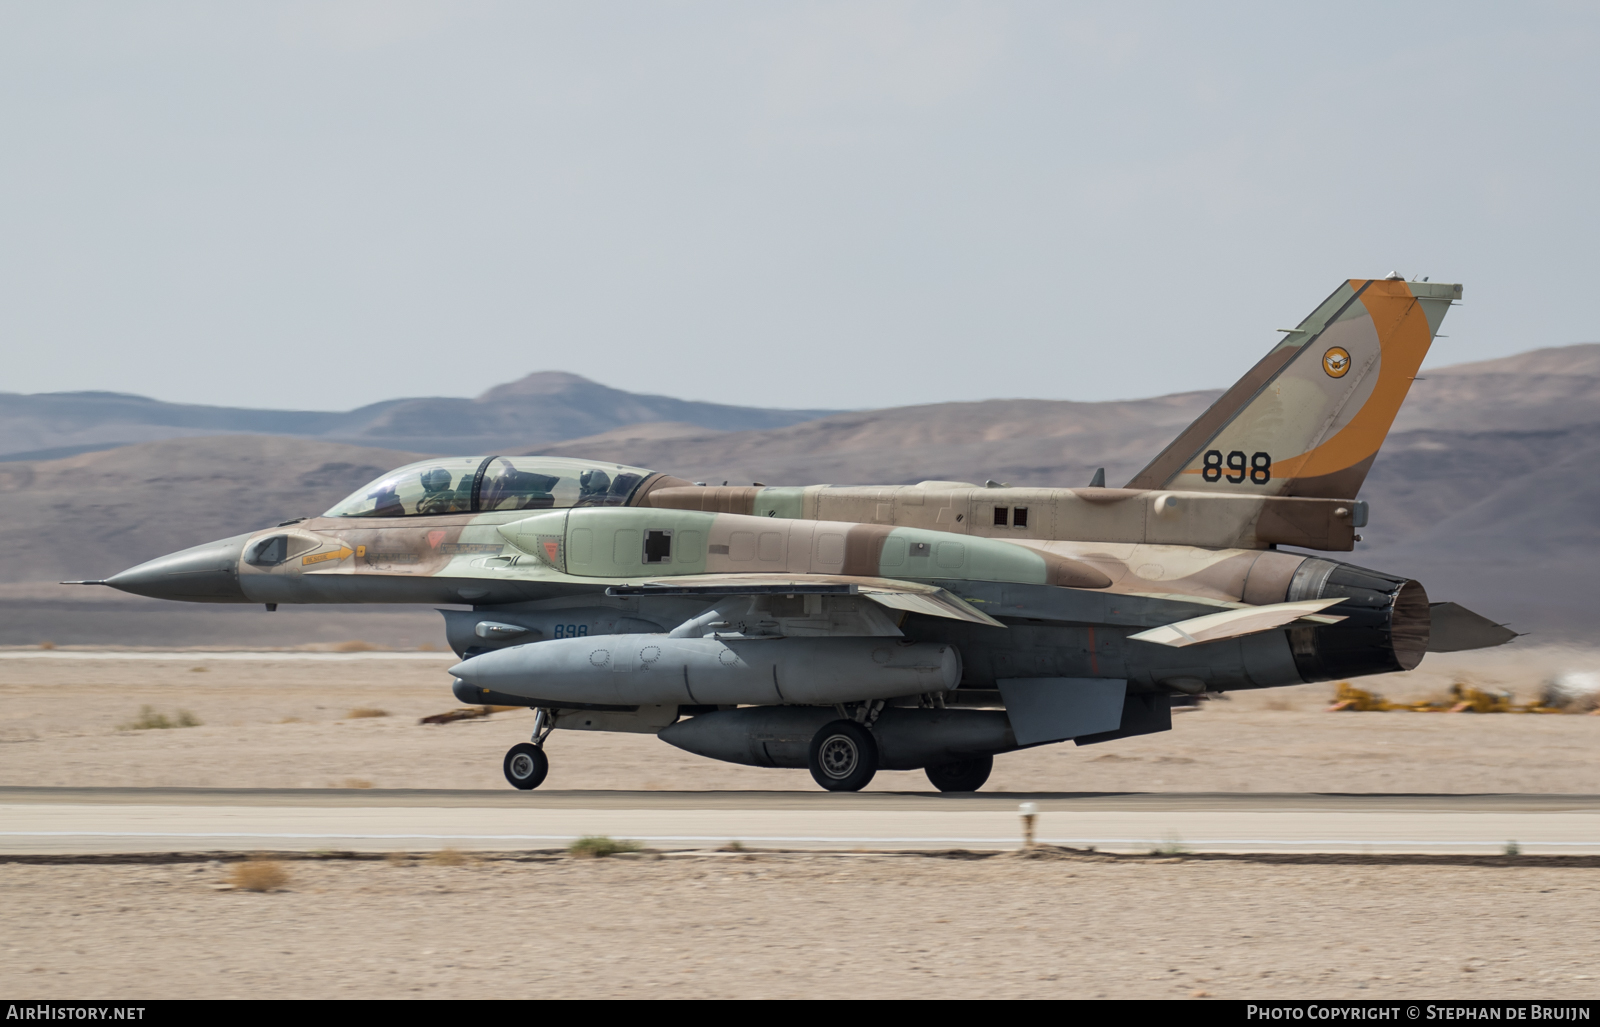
807;719;878;792
806;701;994;793
925;755;993;793
503;708;554;790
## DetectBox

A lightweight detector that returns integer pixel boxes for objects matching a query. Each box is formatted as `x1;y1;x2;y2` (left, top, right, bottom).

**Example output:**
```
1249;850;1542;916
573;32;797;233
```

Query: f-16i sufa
78;276;1513;792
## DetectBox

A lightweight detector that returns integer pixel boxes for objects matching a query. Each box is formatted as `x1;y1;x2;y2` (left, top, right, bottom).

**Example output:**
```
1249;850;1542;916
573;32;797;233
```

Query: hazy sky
2;2;1596;412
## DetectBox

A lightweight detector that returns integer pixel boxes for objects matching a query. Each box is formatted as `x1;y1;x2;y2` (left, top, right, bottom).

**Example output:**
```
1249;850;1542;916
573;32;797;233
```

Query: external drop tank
659;706;1018;771
450;635;962;707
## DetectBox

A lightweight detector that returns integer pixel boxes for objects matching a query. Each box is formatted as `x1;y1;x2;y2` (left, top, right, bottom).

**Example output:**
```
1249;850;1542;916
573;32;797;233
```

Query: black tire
503;742;549;790
925;755;993;793
807;720;878;792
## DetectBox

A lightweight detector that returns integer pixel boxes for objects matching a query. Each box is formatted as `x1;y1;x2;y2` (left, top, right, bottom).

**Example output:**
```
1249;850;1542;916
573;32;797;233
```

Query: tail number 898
1202;450;1271;485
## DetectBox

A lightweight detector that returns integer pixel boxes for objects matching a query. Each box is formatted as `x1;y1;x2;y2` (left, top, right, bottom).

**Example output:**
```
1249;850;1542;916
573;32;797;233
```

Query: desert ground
2;852;1598;999
0;644;1595;792
1;644;1597;1000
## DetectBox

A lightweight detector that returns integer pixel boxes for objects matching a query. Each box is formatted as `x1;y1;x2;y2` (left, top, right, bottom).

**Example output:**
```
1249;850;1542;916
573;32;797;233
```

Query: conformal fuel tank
449;635;961;707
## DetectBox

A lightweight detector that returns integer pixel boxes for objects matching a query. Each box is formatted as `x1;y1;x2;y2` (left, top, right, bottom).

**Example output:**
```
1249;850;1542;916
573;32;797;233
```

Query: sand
0;645;1595;792
1;852;1597;999
2;645;1598;1000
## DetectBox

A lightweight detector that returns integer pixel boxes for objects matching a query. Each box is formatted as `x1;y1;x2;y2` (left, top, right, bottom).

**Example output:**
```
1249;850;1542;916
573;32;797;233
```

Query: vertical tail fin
1125;277;1460;499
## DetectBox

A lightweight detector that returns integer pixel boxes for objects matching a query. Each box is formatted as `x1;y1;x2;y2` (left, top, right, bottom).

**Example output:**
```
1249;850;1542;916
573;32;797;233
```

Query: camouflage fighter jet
80;275;1514;792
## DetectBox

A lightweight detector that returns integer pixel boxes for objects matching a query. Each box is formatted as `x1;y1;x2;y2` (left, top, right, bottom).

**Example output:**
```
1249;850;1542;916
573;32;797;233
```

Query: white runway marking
2;801;1596;854
0;831;1594;849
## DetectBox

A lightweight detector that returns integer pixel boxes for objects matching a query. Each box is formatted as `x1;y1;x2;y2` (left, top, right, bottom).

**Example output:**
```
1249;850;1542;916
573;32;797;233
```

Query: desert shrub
119;706;200;730
568;836;642;858
228;859;289;892
1150;835;1187;857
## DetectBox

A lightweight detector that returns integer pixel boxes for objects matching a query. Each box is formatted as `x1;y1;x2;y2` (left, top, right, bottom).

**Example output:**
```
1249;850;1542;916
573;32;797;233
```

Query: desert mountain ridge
1;342;1597;645
0;370;841;462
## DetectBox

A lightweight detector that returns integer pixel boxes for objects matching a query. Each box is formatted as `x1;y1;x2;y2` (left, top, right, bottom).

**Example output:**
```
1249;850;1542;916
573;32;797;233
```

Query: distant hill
0;436;429;584
530;391;1223;490
1393;343;1600;433
1;344;1596;646
0;371;840;461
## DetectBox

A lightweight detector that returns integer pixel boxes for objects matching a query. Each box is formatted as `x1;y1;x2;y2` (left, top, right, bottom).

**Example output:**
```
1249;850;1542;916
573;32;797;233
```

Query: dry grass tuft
346;707;389;719
188;666;209;673
416;642;437;652
719;840;746;852
38;641;54;650
227;858;289;892
428;848;468;866
342;778;374;789
568;836;642;859
384;851;410;865
277;716;304;724
1149;834;1188;857
118;705;200;731
336;640;378;652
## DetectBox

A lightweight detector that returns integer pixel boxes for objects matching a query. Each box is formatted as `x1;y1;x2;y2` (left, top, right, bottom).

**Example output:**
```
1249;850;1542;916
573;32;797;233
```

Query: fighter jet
79;275;1514;792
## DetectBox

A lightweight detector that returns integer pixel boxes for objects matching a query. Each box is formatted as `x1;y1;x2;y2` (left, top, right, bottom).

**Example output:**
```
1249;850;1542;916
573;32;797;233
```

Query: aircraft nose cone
106;534;252;602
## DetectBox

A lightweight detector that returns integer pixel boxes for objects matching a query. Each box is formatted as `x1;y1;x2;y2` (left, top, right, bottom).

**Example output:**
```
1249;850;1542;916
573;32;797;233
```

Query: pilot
415;468;458;514
577;469;612;505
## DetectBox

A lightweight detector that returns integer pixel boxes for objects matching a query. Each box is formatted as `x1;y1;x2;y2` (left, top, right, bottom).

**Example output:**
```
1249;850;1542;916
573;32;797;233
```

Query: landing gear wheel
503;742;549;790
925;755;993;793
808;720;878;792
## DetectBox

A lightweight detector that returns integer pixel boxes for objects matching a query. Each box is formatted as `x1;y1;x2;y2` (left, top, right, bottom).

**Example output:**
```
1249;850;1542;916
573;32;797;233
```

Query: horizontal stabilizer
1127;598;1347;648
611;574;1006;628
1427;602;1518;653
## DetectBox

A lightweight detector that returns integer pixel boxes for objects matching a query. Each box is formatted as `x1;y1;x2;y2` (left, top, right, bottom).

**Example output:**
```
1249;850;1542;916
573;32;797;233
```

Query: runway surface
3;787;1597;855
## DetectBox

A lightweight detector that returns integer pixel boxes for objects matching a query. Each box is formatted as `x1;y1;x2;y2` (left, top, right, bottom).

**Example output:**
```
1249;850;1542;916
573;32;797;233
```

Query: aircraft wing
1127;598;1347;647
606;573;1006;628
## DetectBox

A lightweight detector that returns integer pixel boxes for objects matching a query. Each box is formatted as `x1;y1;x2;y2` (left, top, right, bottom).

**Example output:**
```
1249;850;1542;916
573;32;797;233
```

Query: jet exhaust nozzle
450;635;961;707
1285;558;1430;679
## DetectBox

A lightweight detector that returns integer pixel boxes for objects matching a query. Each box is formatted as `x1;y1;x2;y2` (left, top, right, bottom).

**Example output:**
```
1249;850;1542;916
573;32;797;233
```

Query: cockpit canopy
324;456;654;518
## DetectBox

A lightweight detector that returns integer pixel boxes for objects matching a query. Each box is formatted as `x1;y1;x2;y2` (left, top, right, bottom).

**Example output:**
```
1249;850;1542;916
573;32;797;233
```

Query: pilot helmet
579;469;611;494
421;467;454;493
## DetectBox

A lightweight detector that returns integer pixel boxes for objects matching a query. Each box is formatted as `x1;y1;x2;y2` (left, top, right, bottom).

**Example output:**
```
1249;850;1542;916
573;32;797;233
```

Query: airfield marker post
1019;802;1038;851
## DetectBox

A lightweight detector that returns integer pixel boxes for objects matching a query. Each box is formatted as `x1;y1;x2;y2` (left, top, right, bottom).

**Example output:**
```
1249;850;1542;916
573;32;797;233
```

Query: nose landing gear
503;708;554;790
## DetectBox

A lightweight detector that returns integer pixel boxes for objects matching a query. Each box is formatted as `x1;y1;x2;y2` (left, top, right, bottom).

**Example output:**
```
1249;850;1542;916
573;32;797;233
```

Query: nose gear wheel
503;742;549;790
